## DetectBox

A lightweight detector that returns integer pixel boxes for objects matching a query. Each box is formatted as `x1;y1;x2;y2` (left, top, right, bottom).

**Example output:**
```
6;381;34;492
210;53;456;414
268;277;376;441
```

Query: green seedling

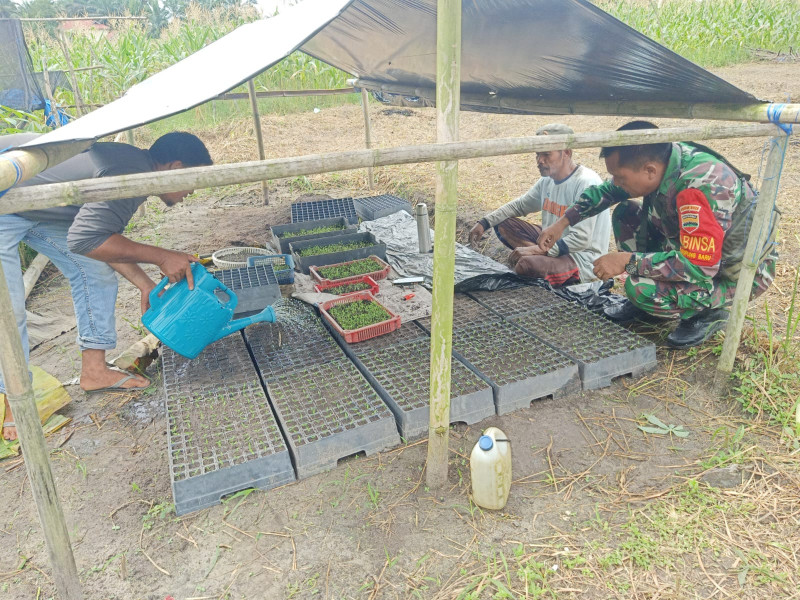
278;224;344;238
638;414;690;438
297;240;372;256
325;282;371;294
328;300;391;330
317;257;385;280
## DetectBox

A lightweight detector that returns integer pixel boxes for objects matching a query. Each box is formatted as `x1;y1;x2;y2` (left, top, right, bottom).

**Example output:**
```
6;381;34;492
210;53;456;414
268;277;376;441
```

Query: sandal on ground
2;421;16;441
83;373;152;394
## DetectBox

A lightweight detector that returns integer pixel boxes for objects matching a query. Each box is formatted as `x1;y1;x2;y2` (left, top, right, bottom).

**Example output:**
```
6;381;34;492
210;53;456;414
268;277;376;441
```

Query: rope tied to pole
766;103;796;134
0;146;22;199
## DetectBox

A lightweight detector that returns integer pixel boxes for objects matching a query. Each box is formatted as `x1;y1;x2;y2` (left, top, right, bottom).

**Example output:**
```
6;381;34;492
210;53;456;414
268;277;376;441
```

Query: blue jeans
0;214;119;393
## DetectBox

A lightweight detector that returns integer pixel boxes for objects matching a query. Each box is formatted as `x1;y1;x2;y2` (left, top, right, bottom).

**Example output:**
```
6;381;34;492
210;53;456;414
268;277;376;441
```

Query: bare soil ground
2;62;799;600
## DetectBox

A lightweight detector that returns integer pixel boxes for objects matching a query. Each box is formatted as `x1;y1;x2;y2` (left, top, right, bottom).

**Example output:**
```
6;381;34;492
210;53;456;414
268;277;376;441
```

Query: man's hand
509;245;547;266
157;250;198;289
140;279;156;315
537;217;569;253
468;222;486;245
593;252;632;280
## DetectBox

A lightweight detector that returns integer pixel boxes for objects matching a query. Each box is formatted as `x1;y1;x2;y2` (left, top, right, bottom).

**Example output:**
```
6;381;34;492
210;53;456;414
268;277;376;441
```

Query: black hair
149;132;212;167
599;120;671;169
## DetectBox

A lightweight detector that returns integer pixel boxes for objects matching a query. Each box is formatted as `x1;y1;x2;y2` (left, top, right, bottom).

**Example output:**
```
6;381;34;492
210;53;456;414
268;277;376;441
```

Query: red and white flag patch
676;188;723;267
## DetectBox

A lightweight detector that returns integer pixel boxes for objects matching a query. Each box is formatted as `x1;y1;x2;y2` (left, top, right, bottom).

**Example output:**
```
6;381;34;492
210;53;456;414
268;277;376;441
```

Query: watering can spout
213;305;277;342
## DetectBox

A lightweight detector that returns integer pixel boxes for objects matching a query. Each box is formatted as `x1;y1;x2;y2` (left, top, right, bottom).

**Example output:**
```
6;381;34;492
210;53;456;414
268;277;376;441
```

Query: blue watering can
142;263;276;359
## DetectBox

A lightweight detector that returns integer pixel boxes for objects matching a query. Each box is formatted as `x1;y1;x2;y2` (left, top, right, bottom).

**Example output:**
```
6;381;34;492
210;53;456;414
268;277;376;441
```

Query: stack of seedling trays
162;335;295;516
468;286;657;389
417;294;580;415
291;198;358;225
270;217;356;254
290;232;387;274
353;194;413;221
213;263;281;317
243;300;399;479
329;323;494;440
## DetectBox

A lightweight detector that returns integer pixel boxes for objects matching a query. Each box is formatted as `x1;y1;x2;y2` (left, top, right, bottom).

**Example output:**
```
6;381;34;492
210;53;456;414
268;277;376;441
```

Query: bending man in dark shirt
1;132;212;440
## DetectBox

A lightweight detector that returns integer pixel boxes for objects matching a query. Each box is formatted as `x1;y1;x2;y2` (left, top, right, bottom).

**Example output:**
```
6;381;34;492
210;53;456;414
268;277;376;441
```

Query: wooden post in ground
0;262;82;600
426;0;461;488
247;79;269;205
360;88;374;190
714;133;789;390
41;58;60;128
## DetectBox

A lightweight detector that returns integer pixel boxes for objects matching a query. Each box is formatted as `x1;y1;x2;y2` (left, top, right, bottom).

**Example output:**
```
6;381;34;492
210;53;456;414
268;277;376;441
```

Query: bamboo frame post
56;31;85;117
247;79;269;205
0;148;49;193
41;58;60;128
360;88;374;190
715;133;789;389
426;0;461;488
0;261;82;600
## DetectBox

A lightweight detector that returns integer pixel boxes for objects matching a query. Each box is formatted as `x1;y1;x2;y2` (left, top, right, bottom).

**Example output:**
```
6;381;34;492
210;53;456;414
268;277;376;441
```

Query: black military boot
667;309;729;348
603;300;659;324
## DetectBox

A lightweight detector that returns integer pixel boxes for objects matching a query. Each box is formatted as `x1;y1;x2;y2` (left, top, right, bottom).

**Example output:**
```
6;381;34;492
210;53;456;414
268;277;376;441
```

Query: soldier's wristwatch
624;254;638;275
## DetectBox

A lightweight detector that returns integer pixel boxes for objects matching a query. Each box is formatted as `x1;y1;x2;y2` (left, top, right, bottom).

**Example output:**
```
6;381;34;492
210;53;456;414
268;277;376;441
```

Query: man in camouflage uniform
538;121;778;348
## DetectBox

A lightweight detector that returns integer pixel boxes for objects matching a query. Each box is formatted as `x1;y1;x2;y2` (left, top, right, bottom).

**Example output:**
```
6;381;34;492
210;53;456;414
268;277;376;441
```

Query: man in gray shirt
469;123;610;286
1;132;212;441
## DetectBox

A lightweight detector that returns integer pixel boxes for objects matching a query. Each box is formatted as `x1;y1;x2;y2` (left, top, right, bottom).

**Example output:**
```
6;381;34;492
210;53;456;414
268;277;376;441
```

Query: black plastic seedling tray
291;198;358;225
416;293;498;333
265;358;399;479
441;320;580;415
243;301;347;382
289;232;387;274
353;195;413;221
511;303;657;389
467;285;568;319
270;217;356;254
213;264;280;317
337;335;494;440
162;335;295;516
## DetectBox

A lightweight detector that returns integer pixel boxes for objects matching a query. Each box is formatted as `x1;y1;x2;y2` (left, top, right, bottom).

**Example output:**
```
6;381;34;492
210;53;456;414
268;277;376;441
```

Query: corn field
3;0;800;135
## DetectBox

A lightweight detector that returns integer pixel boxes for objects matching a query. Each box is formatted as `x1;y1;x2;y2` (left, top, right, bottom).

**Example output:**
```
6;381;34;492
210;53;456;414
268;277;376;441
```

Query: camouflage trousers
612;200;776;319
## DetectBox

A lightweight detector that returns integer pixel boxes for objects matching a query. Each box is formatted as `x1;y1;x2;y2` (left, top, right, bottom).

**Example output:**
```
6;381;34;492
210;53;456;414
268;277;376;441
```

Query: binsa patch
677;188;723;267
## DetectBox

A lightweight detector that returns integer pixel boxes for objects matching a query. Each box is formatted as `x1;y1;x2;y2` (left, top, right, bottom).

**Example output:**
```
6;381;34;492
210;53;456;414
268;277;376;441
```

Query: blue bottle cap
478;435;494;451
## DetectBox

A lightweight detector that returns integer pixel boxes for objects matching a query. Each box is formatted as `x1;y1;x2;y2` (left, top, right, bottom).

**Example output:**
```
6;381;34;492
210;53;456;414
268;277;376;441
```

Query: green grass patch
328;300;390;330
317;258;386;281
297;241;372;257
278;224;345;238
595;0;800;67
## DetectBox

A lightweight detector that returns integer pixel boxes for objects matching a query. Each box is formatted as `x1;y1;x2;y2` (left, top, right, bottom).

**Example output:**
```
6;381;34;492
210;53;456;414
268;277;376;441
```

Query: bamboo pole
1;123;780;214
247;79;269;205
0;148;49;194
18;16;147;21
41;58;60;129
714;133;789;388
0;261;82;599
355;79;800;124
23;254;50;300
216;87;355;101
360;88;374;190
56;31;85;117
426;0;461;489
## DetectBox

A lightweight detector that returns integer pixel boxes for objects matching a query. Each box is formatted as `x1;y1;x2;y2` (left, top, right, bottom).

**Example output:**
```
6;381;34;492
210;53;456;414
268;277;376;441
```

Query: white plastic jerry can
470;426;512;510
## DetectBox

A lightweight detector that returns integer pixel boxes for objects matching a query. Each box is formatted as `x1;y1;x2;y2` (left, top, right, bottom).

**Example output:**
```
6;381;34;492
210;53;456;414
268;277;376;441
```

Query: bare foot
2;395;17;442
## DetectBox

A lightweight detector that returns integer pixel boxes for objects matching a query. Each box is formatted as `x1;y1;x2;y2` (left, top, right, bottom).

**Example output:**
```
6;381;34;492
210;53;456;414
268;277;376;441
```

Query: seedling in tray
314;275;379;296
276;224;344;238
319;291;401;343
297;240;373;256
312;256;391;283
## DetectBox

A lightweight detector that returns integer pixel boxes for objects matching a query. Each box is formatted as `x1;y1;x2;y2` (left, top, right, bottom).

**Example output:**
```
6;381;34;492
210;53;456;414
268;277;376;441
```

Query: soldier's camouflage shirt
563;142;767;291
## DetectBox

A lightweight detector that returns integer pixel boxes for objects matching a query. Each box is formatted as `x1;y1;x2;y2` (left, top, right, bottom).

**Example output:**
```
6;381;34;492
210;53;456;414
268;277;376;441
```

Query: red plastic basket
313;275;380;296
309;255;391;284
319;291;401;343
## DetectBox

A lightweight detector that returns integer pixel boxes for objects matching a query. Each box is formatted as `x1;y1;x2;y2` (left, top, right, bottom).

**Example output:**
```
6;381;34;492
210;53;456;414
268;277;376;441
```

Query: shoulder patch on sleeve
677;188;723;267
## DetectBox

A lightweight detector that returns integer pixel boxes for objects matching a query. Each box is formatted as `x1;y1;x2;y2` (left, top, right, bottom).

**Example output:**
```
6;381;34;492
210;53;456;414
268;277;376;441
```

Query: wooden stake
247;79;269;205
23;253;50;300
715;133;789;387
360;88;374;190
2;123;779;214
40;58;60;128
0;262;82;599
426;0;461;489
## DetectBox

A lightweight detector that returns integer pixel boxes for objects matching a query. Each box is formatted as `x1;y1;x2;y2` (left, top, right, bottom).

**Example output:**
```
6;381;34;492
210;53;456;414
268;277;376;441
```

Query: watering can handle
148;276;171;311
209;276;238;311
